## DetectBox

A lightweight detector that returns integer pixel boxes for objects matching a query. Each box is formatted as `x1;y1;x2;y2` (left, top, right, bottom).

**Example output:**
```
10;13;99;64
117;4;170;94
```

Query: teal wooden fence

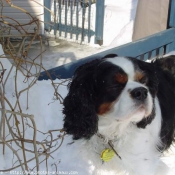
44;0;104;44
39;0;175;80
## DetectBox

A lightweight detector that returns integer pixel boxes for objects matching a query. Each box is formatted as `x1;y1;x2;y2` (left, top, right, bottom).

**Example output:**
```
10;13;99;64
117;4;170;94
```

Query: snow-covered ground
0;0;175;174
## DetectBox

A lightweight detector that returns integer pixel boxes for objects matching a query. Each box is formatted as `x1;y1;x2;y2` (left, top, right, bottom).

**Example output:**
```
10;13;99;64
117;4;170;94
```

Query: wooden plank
3;1;43;7
151;50;157;59
2;18;42;24
158;47;164;57
2;12;42;19
58;0;61;36
169;0;175;27
88;0;91;43
38;28;175;80
7;30;42;35
65;0;68;38
143;53;149;61
2;7;42;13
76;0;79;40
95;0;104;45
5;24;40;29
165;42;175;53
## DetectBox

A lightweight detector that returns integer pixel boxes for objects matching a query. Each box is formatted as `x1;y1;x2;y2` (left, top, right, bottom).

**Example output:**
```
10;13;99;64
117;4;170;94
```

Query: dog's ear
153;55;175;77
63;60;100;140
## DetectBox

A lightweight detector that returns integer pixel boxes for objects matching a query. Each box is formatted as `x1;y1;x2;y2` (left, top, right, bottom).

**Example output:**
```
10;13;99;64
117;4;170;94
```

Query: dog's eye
116;73;128;84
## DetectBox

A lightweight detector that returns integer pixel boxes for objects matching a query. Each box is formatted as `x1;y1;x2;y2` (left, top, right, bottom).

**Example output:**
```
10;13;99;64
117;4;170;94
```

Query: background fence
44;0;104;45
39;0;175;80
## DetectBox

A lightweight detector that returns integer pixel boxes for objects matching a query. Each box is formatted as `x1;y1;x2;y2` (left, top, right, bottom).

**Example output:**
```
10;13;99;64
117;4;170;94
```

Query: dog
63;55;175;175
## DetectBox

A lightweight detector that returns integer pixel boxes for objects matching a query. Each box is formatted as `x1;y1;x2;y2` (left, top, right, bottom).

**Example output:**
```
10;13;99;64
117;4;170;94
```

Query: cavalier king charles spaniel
63;55;175;175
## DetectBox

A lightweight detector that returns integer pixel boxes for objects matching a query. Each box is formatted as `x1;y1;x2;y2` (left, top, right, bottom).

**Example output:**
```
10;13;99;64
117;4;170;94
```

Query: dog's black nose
130;87;148;101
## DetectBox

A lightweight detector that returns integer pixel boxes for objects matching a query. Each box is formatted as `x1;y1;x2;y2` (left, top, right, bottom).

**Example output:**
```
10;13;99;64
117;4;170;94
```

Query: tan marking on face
116;73;128;84
98;102;113;115
134;71;145;81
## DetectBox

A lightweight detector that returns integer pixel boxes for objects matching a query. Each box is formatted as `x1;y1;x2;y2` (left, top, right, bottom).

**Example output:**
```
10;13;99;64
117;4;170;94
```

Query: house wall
132;0;170;41
1;0;44;35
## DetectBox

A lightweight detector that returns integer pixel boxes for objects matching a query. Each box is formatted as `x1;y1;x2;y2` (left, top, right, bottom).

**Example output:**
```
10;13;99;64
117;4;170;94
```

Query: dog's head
63;56;158;140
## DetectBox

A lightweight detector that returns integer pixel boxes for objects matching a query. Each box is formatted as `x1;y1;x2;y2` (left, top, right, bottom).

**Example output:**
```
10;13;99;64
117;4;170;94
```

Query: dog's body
63;55;175;175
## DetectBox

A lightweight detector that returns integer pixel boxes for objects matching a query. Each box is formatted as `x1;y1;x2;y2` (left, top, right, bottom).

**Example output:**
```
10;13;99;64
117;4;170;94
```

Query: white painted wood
1;0;44;35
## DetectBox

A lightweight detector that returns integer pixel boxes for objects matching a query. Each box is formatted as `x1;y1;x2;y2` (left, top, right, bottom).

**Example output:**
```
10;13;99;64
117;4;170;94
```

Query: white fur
103;98;162;173
106;57;135;79
74;97;166;175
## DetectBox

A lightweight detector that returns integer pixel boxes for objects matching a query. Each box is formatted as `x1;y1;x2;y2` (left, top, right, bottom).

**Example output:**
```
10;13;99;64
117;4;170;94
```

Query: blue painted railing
95;0;104;45
44;0;51;32
38;28;175;80
39;0;175;80
44;0;104;44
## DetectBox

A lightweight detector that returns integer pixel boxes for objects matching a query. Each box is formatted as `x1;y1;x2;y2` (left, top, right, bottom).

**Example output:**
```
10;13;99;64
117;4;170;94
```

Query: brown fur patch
116;73;128;84
98;103;113;115
134;71;144;81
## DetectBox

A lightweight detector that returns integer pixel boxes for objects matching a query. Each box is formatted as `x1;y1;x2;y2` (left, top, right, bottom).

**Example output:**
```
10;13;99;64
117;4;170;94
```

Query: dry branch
0;0;66;174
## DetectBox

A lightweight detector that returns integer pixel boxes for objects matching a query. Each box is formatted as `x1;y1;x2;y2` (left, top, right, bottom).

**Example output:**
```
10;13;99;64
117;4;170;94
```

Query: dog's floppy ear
63;60;100;140
153;55;175;77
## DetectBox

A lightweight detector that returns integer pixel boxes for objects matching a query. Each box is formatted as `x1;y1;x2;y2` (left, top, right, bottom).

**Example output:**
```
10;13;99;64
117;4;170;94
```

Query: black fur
63;59;100;140
153;55;175;77
153;56;175;150
133;56;175;150
137;102;156;128
131;58;159;128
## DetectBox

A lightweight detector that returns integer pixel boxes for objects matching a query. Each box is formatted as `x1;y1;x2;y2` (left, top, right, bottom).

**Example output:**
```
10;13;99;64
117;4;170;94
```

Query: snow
103;0;138;47
0;0;175;174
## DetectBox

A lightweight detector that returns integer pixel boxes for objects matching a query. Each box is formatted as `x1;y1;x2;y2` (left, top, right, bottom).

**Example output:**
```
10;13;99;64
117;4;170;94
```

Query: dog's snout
130;87;148;101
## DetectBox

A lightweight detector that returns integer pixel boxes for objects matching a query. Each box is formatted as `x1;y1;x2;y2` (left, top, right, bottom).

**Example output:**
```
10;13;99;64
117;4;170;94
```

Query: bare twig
0;1;66;174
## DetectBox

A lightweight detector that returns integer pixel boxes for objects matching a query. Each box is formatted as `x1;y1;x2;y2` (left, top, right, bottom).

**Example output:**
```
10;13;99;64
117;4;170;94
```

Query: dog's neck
97;116;135;141
96;132;122;160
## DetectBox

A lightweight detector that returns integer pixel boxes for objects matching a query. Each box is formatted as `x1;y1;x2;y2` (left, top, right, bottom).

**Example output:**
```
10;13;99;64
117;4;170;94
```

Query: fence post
166;0;175;53
44;0;51;31
168;0;175;27
95;0;105;45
